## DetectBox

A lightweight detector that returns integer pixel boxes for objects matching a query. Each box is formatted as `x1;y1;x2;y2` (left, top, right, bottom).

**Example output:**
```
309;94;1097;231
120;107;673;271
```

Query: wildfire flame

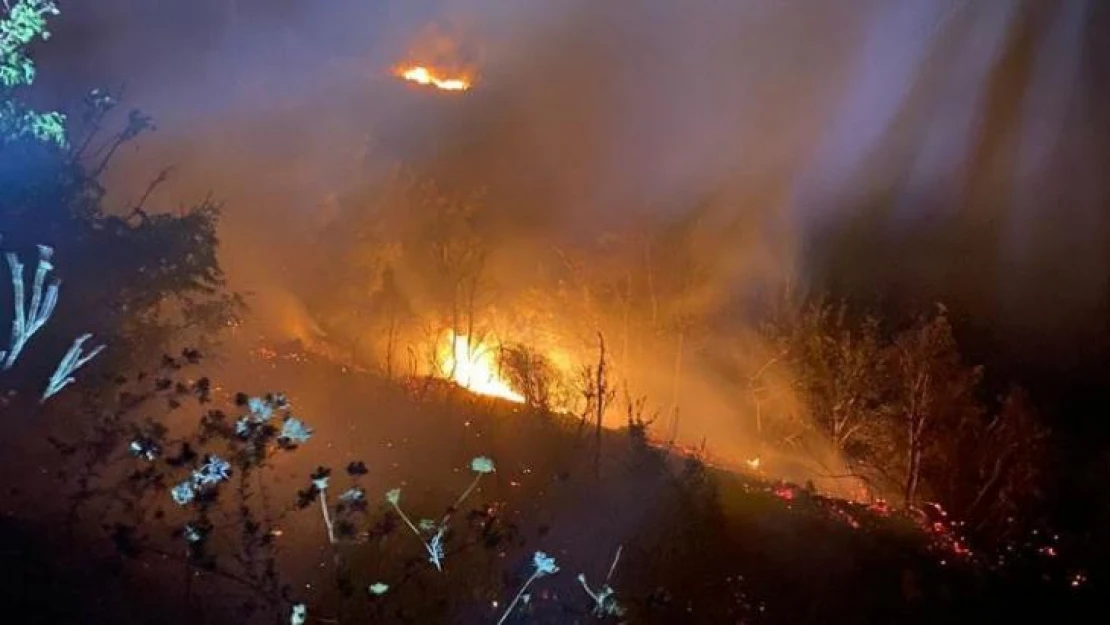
438;331;524;403
396;66;471;91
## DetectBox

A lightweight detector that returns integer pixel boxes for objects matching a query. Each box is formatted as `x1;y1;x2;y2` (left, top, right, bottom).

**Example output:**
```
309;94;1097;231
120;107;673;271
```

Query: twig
441;472;483;526
604;544;622;584
318;487;336;544
496;569;542;625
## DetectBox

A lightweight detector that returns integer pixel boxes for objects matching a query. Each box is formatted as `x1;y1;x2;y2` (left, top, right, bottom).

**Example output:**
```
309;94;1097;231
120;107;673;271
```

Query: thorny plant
148;389;317;616
46;364;319;622
384;455;497;572
53;356;523;624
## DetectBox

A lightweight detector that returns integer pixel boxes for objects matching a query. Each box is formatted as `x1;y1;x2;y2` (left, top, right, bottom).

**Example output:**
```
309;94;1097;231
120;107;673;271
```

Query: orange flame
438;331;523;403
396;66;471;91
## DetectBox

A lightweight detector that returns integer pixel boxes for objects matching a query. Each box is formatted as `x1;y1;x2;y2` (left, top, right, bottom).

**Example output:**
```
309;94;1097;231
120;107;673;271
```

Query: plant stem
442;473;482;525
319;488;336;544
392;500;442;570
390;501;423;539
496;570;540;625
605;544;622;584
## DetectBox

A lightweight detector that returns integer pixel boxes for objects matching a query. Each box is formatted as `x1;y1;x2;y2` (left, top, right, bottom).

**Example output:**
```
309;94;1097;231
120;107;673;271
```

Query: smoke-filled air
2;1;1108;623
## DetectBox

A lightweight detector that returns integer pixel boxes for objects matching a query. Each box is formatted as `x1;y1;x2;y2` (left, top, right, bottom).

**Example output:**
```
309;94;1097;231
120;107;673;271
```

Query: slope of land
0;343;1095;624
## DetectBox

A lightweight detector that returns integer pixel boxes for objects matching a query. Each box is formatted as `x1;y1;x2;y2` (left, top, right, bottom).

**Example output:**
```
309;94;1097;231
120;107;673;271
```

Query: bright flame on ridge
396;66;471;91
438;331;524;403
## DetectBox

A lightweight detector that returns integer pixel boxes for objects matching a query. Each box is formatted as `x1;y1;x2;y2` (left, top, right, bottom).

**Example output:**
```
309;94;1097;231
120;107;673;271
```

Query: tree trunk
671;327;685;424
904;444;922;506
385;311;396;380
449;281;460;380
643;242;658;330
621;271;632;371
594;332;607;480
903;373;930;506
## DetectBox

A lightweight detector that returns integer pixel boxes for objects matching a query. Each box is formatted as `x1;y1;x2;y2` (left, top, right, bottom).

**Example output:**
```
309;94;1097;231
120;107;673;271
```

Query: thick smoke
35;0;1110;469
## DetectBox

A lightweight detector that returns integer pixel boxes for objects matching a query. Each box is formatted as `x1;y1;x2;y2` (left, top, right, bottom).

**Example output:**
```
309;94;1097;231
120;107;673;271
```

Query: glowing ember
745;457;761;470
396;66;471;91
438;331;524;403
772;483;796;501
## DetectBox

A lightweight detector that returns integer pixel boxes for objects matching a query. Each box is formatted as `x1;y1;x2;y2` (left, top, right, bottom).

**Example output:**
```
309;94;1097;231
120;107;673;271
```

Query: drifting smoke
35;0;1110;475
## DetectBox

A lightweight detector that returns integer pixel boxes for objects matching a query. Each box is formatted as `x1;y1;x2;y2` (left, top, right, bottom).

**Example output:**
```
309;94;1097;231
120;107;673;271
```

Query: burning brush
395;65;471;92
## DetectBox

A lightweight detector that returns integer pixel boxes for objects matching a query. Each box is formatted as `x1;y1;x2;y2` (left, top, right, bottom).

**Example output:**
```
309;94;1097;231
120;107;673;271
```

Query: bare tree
576;333;616;479
887;306;981;506
765;300;887;457
499;343;557;411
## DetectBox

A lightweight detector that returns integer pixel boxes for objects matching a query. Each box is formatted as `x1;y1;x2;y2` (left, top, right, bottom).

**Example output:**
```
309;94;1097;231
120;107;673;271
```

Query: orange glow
438;331;524;403
396;66;471;91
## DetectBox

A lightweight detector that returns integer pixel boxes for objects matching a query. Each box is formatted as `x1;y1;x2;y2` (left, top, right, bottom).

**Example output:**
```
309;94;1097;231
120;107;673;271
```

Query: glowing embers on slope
438;331;524;403
395;65;471;91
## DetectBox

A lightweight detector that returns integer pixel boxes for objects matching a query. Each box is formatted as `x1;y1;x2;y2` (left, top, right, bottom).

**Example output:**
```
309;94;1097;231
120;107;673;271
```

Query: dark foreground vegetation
0;347;1098;624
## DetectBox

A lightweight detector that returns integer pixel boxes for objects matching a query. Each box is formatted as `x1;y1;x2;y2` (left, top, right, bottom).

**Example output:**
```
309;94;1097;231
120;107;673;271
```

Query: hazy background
31;0;1110;452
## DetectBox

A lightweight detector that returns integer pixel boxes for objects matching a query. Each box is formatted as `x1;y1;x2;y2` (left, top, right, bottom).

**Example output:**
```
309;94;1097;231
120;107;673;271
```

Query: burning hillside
391;20;479;93
395;65;472;91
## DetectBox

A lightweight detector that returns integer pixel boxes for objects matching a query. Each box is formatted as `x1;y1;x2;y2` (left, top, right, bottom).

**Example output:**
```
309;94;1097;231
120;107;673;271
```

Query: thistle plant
496;551;560;625
170;454;232;505
577;544;625;618
385;455;496;572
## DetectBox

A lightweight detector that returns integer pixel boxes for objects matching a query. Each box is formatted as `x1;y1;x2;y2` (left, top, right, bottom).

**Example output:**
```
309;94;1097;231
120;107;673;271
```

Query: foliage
766;299;888;458
765;299;1047;542
0;89;238;404
0;0;65;146
1;3;236;373
498;343;559;410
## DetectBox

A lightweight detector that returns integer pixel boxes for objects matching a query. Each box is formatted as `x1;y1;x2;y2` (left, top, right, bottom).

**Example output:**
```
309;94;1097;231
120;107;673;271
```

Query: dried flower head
280;416;313;444
290;603;306;625
339;487;364;502
533;551;559;576
171;481;195;505
386;488;401;506
192;455;231;486
183;523;203;543
470;456;496;474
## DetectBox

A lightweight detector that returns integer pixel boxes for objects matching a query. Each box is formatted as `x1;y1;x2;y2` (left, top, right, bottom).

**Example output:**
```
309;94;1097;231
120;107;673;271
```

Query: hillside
1;343;1092;624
